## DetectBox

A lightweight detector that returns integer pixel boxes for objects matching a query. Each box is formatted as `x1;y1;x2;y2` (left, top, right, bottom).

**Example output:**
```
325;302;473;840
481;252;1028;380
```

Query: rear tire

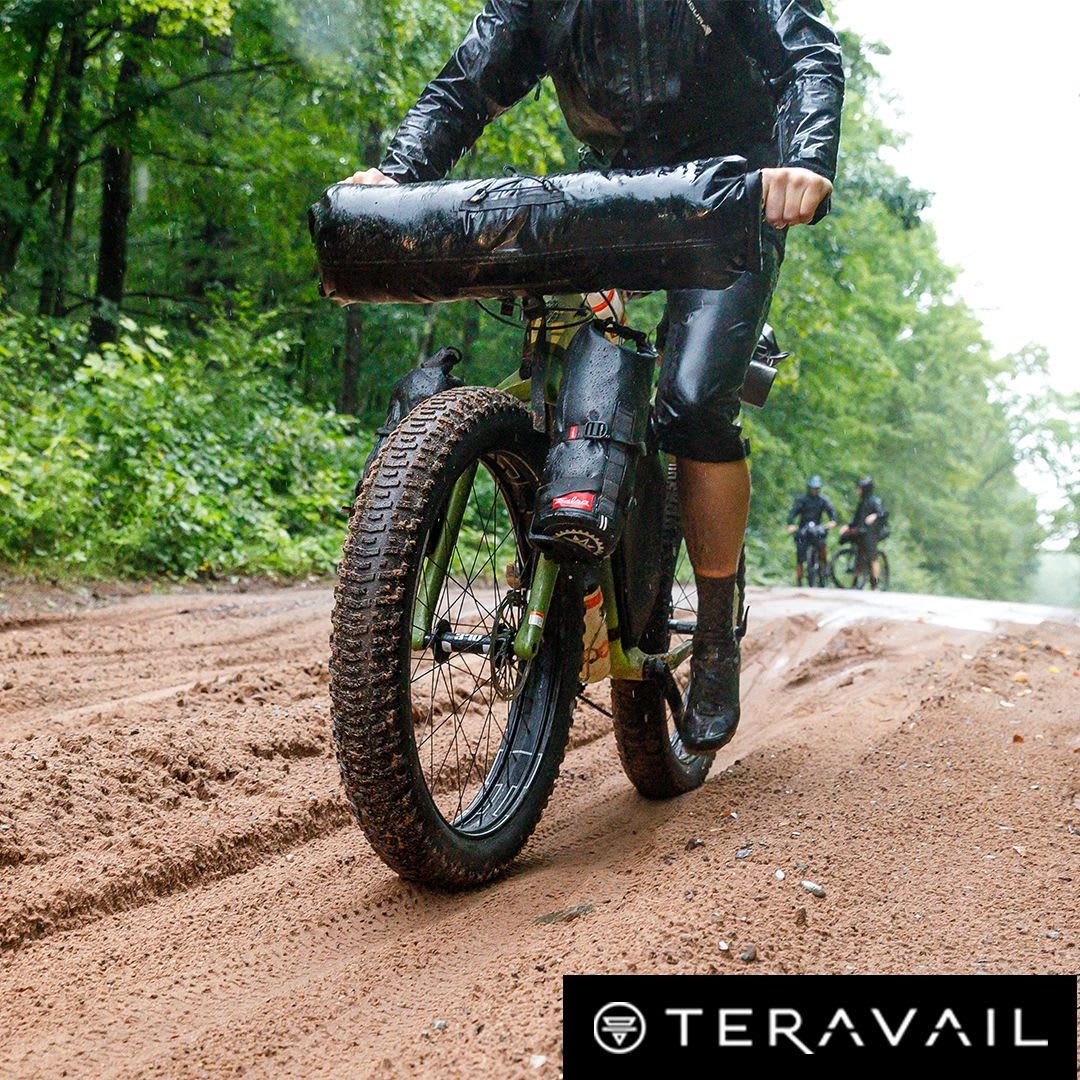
610;463;713;798
830;544;889;590
331;387;583;887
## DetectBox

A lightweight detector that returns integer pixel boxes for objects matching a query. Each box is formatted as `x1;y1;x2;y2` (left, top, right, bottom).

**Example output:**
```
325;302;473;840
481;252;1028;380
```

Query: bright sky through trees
834;0;1080;394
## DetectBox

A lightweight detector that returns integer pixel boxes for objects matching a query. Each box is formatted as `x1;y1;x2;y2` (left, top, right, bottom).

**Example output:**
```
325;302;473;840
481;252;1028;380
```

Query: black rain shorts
653;224;785;463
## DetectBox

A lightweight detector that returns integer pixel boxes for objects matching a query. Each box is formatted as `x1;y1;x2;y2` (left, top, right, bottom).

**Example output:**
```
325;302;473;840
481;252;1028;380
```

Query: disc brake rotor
490;591;530;701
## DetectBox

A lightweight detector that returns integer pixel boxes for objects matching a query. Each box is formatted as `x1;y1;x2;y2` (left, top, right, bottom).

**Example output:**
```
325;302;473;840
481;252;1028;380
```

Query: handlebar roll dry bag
529;321;654;562
309;157;762;305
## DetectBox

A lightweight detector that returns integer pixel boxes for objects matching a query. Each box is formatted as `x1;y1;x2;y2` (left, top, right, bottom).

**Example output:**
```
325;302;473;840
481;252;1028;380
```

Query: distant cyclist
786;475;836;586
840;476;889;589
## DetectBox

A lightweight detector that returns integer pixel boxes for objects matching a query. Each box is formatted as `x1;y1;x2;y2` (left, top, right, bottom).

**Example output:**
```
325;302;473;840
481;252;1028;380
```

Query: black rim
407;455;563;837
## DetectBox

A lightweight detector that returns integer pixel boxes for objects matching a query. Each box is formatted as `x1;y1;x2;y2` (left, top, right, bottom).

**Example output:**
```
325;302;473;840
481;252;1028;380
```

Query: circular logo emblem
593;1001;646;1055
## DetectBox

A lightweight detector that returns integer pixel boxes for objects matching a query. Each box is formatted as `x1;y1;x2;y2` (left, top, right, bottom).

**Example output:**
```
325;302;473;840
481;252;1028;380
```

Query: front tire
330;387;583;887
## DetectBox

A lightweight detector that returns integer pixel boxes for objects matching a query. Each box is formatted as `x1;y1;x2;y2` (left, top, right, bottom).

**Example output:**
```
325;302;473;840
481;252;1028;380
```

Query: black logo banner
564;975;1076;1077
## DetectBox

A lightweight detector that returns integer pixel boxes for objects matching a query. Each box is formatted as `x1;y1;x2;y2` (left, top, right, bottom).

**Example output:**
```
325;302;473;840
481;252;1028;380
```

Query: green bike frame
412;293;693;683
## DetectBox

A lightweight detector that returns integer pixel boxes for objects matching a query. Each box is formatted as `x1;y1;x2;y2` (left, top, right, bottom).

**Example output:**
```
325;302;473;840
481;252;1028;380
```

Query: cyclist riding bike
786;475;836;586
339;0;844;753
840;476;889;590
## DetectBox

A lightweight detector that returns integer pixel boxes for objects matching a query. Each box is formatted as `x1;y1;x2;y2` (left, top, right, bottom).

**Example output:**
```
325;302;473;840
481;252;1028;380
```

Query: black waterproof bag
530;321;654;562
309;157;762;305
352;348;463;504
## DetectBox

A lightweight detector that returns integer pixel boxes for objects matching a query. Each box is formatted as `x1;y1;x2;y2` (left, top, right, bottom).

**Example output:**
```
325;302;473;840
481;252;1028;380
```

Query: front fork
411;462;477;650
511;551;693;681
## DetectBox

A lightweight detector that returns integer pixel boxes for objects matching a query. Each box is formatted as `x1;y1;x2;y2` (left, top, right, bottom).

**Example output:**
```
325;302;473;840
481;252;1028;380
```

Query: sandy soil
0;584;1077;1077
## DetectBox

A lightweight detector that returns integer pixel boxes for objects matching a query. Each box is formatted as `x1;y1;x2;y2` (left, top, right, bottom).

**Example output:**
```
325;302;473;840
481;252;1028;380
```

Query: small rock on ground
535;903;594;925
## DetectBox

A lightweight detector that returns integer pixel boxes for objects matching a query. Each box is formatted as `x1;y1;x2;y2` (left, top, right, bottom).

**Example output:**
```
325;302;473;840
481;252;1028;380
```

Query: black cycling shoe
679;631;741;754
674;571;747;755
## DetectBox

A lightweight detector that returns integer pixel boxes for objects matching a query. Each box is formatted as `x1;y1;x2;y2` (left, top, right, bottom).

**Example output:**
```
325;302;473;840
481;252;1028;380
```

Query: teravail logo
563;976;1074;1077
593;1002;646;1054
661;1006;1049;1054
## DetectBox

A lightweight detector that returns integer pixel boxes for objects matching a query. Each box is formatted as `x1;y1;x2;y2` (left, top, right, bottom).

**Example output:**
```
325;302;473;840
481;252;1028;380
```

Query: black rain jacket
788;491;837;528
850;493;887;533
379;0;844;215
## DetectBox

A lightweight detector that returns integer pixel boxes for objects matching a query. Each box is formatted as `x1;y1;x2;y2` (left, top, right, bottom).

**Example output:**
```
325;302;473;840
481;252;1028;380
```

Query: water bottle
578;585;611;683
585;289;626;325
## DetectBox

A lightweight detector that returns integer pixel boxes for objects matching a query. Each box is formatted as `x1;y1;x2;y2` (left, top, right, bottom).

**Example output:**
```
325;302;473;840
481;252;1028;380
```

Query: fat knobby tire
330;387;583;887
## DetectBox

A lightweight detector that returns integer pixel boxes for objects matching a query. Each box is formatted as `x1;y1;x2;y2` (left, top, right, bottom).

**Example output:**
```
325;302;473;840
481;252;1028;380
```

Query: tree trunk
332;120;384;412
0;229;25;295
88;142;135;345
182;34;236;320
39;28;87;316
0;19;62;297
416;306;438;366
13;20;51;152
89;18;156;345
337;306;363;415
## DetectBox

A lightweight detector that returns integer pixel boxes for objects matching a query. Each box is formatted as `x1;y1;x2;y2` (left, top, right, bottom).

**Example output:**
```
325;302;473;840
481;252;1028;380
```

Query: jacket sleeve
379;0;545;183
823;496;837;521
787;497;802;525
730;0;845;188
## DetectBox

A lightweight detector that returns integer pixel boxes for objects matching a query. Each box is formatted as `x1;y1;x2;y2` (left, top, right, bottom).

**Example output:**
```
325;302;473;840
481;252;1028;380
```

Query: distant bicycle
830;527;890;590
796;521;832;588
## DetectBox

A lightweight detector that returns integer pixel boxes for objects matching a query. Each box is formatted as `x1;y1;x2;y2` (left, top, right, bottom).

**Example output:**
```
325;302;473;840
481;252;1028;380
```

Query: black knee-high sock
695;573;738;637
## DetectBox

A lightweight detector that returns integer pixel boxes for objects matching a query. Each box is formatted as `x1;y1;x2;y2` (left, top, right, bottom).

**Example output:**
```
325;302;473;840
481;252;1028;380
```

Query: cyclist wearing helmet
841;476;888;589
339;1;844;754
786;475;836;586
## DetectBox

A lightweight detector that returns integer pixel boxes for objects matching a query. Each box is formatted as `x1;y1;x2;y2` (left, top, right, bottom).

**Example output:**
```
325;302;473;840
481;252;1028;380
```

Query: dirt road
1;584;1077;1077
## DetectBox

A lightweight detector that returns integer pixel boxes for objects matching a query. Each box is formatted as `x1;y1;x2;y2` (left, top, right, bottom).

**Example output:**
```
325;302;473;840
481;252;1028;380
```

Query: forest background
1;0;1077;599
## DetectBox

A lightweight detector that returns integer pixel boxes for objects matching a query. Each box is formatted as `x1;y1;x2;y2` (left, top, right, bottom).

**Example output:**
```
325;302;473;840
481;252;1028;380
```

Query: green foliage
0;308;364;577
741;32;1042;599
118;0;234;35
0;7;1061;596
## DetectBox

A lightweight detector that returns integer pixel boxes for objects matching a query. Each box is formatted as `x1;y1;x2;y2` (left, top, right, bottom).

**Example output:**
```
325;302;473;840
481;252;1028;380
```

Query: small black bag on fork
530;321;655;561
